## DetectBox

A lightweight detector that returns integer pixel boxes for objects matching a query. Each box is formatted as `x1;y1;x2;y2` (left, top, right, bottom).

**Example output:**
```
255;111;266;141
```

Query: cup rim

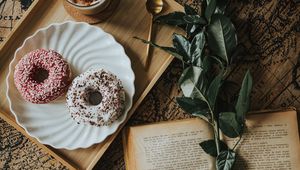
66;0;102;8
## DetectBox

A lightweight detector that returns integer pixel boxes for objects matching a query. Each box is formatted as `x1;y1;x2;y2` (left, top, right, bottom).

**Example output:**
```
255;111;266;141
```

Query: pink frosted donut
14;49;71;104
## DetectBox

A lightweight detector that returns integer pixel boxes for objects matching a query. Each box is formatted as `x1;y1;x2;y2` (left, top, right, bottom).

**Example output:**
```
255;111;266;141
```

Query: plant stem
206;103;220;155
233;136;242;150
213;120;220;155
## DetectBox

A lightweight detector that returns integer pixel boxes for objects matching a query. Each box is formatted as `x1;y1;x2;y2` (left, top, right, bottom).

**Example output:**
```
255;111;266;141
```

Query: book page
224;110;300;170
123;118;215;170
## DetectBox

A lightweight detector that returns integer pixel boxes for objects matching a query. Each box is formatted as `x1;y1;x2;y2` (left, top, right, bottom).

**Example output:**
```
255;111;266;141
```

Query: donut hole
30;67;49;83
86;90;102;105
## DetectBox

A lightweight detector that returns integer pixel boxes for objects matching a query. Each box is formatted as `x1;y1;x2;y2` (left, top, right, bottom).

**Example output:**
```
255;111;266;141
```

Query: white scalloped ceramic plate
6;21;135;150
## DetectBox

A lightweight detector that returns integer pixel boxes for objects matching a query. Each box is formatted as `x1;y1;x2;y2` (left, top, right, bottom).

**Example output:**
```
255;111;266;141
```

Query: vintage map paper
0;0;33;43
0;118;66;169
0;0;299;169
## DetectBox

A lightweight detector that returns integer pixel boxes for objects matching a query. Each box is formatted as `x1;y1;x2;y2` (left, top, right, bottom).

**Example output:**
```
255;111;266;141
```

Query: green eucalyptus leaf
186;24;203;40
176;97;209;118
190;86;207;105
216;80;239;113
197;73;209;94
235;70;252;124
200;56;223;92
205;0;217;22
186;24;197;37
192;55;202;67
207;14;237;64
190;31;205;63
178;66;201;86
202;56;213;72
186;24;197;33
210;55;225;68
155;12;187;26
184;4;198;15
178;66;208;101
199;56;224;74
216;150;236;170
172;33;191;60
207;71;223;111
219;112;241;138
134;37;184;61
215;0;228;14
199;140;228;157
183;15;207;25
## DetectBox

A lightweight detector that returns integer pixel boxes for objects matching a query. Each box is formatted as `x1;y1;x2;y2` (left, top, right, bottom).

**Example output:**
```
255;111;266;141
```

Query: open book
122;109;300;170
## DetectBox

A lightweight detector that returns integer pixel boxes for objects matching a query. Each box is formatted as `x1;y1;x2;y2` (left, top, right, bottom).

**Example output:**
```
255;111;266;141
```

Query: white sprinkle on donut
66;69;125;126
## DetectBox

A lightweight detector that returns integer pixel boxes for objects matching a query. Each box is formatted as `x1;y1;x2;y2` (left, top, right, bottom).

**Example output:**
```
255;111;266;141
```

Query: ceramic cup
66;0;111;15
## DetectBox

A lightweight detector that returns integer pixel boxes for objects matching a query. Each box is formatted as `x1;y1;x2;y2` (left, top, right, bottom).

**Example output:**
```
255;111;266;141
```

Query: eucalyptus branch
136;1;253;170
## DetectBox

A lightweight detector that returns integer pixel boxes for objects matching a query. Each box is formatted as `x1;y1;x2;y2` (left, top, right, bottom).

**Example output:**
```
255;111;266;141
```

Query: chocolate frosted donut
66;69;125;126
14;49;71;104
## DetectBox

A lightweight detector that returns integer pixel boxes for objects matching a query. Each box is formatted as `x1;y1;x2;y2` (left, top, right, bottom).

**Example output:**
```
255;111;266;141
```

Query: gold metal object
144;0;163;69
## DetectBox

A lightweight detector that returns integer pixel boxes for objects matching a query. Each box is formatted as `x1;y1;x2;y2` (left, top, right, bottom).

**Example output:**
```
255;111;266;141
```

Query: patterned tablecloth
1;0;300;169
0;118;67;169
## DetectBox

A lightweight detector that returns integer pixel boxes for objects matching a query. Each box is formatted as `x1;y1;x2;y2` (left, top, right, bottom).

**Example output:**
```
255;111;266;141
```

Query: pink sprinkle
14;49;71;104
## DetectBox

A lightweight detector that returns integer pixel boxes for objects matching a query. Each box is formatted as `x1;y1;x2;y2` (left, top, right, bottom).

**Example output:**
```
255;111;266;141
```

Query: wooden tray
0;0;183;169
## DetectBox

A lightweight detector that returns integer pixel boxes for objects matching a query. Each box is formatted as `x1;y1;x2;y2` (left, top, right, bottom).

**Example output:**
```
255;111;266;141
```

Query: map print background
0;0;300;169
0;0;32;43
